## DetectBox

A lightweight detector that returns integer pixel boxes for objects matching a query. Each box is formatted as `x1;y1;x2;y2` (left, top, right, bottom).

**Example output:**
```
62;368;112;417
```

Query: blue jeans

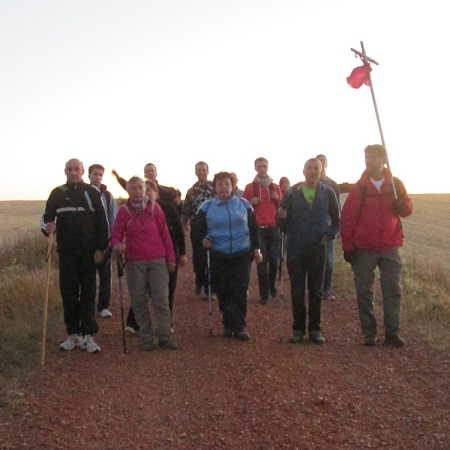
287;244;326;334
257;227;281;299
322;239;335;296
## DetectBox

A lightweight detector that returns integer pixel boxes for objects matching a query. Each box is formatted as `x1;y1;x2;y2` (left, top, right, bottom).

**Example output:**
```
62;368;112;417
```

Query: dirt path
1;258;450;449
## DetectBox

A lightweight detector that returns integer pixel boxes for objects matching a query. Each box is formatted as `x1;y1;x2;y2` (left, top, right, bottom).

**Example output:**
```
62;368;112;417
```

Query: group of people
41;143;412;353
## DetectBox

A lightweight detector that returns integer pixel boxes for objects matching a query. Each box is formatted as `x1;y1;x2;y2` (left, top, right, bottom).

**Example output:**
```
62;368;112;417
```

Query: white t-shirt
370;176;385;193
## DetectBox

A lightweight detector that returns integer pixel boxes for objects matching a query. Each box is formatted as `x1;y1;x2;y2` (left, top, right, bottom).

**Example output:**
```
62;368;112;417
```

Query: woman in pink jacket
111;176;177;351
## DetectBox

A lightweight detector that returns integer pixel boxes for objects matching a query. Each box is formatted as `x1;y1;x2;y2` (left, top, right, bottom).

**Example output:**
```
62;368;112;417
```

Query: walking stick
207;249;213;336
41;232;53;367
279;232;285;342
117;255;127;354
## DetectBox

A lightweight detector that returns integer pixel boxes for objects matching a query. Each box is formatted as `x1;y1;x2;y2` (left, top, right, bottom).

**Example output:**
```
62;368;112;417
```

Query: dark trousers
210;248;253;333
168;269;178;313
287;244;326;335
96;247;112;311
190;232;208;290
322;239;335;296
59;251;99;336
257;227;281;299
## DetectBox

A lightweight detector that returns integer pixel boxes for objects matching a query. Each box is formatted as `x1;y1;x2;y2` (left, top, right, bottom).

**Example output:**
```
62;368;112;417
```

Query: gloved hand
392;198;406;215
344;251;356;265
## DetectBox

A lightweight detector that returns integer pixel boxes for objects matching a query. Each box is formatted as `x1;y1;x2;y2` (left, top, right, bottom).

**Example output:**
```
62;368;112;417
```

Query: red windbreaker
341;169;413;252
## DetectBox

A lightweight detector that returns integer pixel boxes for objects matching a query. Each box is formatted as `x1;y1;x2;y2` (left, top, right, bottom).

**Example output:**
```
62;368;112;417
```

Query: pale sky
1;0;448;201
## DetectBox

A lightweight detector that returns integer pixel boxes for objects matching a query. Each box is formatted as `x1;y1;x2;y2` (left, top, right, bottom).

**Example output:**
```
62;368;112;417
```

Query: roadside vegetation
0;228;61;383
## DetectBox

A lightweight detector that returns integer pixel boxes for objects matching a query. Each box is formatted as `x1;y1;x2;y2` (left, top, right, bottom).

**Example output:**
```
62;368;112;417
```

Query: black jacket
41;181;109;254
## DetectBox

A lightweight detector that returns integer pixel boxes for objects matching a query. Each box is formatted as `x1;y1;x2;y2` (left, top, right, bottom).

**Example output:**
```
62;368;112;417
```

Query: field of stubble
2;195;448;267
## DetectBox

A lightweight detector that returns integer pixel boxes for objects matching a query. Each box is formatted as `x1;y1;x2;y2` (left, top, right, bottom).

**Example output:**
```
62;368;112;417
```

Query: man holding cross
341;144;413;347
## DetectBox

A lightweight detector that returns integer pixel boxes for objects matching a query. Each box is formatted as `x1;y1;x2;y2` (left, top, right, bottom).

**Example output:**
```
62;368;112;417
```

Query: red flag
347;61;372;89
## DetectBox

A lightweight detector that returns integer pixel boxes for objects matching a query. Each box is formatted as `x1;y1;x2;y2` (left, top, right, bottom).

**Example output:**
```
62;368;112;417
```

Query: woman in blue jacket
192;172;262;340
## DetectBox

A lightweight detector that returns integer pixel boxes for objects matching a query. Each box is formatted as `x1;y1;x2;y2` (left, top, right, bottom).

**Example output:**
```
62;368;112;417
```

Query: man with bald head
278;158;340;345
41;158;109;353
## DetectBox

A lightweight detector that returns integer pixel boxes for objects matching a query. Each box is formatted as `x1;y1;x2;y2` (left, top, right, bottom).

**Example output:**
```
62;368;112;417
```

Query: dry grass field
0;201;46;245
400;194;450;272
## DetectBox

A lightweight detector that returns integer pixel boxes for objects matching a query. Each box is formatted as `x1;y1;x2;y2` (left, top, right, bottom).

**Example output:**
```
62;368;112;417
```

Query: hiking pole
279;232;285;342
117;254;127;354
41;232;54;367
206;249;213;336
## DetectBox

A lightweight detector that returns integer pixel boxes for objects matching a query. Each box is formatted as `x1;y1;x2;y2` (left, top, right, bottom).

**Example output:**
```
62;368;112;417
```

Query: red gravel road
1;260;450;449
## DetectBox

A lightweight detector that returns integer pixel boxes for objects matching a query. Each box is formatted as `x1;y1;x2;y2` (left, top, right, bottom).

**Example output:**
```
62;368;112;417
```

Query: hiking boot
259;296;268;305
142;340;155;351
237;331;250;341
290;332;304;344
309;331;325;345
99;308;112;318
222;329;234;338
362;336;377;346
80;335;101;353
383;335;405;347
60;333;82;351
270;286;277;298
159;339;178;350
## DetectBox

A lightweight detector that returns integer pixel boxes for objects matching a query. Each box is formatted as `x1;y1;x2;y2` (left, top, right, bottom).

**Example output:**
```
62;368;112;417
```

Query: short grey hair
126;176;145;191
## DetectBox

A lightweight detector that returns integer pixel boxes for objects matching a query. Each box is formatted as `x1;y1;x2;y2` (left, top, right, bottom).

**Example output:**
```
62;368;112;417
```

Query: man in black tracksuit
41;158;109;353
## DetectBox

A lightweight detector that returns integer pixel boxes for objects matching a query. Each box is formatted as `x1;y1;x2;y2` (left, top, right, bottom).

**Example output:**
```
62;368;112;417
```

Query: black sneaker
142;340;155;351
159;339;178;350
290;332;304;344
362;336;377;346
383;335;405;347
237;331;250;341
309;331;325;345
222;329;234;338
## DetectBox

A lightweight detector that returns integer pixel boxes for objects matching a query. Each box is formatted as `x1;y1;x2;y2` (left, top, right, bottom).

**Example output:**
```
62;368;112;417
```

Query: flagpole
354;41;398;198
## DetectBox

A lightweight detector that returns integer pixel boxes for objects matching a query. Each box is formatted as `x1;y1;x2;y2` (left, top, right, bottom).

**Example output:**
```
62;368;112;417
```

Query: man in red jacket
243;157;282;304
341;145;413;347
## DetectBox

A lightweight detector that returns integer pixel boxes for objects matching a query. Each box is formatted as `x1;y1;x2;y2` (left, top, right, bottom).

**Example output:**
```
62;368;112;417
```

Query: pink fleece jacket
110;201;175;262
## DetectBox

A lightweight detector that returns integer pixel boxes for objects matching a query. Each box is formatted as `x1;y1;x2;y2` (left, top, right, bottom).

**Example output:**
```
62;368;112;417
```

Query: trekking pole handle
117;254;125;277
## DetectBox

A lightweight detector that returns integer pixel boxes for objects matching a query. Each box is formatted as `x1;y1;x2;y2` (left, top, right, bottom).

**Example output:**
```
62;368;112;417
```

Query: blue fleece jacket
193;195;259;255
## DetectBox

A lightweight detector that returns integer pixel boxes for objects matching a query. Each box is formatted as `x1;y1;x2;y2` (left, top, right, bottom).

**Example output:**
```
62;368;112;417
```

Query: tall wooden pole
351;41;398;198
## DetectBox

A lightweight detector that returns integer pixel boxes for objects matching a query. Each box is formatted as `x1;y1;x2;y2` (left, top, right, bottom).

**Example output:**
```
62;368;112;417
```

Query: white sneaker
60;334;82;351
99;308;112;318
80;335;101;353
